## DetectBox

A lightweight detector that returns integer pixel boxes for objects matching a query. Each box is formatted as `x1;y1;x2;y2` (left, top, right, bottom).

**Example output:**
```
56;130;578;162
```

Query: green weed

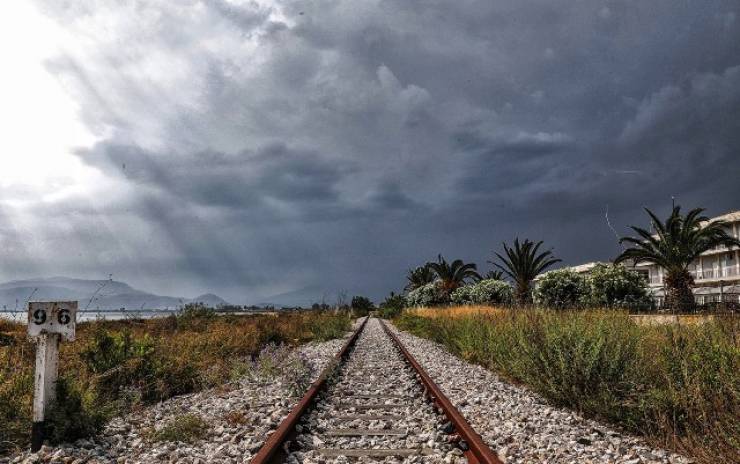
395;310;739;464
147;414;209;443
0;310;350;454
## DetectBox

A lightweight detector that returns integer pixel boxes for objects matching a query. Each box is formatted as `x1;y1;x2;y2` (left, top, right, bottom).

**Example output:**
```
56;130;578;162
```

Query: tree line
391;205;740;312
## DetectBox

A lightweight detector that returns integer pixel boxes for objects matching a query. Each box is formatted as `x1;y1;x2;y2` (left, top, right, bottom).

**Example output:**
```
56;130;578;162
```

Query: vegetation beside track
0;309;351;454
394;308;740;464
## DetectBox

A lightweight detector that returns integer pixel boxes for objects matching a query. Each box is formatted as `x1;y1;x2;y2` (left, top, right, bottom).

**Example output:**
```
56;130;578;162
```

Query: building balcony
641;265;740;287
690;267;740;281
722;266;739;277
700;269;716;279
699;244;740;256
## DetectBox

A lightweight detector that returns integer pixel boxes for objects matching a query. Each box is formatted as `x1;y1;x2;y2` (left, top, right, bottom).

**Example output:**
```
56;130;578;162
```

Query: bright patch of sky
0;2;98;206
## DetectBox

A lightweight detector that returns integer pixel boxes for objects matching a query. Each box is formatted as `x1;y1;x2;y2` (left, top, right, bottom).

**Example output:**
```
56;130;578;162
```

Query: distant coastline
0;307;282;323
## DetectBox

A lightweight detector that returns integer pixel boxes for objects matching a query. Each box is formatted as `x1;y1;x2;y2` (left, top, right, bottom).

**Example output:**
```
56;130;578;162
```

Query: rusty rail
251;316;368;464
380;319;504;464
252;316;502;463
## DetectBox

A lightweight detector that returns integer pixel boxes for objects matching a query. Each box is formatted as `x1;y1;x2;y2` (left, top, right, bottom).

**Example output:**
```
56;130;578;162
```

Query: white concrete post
32;333;60;450
27;301;77;452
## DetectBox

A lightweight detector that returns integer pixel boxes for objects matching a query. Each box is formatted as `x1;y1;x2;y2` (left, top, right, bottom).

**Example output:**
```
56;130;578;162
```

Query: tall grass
395;308;739;464
407;305;504;319
0;310;351;454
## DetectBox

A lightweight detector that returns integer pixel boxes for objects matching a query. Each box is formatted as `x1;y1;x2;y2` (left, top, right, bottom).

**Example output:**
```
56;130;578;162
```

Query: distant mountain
0;277;229;311
0;277;136;295
191;293;229;307
259;286;347;308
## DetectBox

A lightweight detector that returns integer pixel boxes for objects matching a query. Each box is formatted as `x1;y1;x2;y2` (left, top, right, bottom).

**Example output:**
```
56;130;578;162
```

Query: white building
630;210;740;306
534;262;607;282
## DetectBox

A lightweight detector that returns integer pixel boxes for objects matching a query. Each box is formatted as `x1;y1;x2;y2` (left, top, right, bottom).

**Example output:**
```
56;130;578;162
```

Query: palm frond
614;205;738;274
492;238;560;303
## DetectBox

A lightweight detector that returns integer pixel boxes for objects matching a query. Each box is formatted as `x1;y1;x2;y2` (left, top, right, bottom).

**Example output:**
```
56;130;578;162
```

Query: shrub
150;358;200;401
81;328;159;401
0;333;13;347
254;317;288;345
533;269;587;308
0;355;33;453
148;414;209;443
583;263;651;308
223;410;249;426
81;327;201;404
305;312;352;341
81;327;155;374
450;285;474;305
45;377;106;444
379;292;406;319
395;310;740;464
251;344;311;396
351;296;374;316
510;312;640;415
177;303;217;330
0;310;350;453
405;281;448;307
450;279;513;305
254;344;289;378
278;351;311;396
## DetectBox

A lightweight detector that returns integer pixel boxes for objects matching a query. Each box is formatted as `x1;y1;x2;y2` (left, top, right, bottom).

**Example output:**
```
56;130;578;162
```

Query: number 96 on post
27;302;77;341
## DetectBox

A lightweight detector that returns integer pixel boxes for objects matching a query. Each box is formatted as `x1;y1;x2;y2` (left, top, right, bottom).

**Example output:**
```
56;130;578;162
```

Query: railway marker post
27;301;77;452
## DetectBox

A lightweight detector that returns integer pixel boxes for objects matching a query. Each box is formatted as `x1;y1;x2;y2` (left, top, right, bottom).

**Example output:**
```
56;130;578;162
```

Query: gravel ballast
388;322;691;464
288;317;459;464
2;326;356;464
4;317;695;464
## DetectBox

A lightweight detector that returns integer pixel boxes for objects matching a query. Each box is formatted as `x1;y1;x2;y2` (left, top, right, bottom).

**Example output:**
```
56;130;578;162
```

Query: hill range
0;277;228;311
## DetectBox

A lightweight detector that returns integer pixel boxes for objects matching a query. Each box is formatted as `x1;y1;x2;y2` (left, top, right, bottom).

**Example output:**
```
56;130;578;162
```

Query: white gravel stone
288;318;457;464
4;317;693;464
1;321;360;464
388;322;693;464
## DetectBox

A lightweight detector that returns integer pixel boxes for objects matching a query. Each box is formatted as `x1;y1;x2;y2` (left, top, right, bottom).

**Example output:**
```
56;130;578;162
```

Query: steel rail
251;316;368;464
380;319;504;464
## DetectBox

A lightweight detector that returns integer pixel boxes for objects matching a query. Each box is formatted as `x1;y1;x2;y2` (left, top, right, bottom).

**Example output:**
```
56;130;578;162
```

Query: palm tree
404;264;436;292
491;238;561;305
428;255;481;296
614;206;740;312
476;269;504;281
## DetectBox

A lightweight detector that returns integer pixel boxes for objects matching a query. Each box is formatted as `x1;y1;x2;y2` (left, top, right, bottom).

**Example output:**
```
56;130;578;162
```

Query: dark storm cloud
78;142;359;219
22;0;740;303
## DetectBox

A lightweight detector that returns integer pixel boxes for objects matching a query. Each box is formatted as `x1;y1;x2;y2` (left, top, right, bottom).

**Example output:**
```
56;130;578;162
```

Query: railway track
252;317;502;464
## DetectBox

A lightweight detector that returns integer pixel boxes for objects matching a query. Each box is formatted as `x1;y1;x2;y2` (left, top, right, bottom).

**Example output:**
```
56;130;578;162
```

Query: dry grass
396;307;740;464
223;410;249;427
408;305;505;318
629;313;717;326
145;413;209;443
0;310;351;454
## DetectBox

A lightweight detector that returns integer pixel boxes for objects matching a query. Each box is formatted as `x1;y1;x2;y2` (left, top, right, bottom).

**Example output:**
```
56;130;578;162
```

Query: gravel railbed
2;321;360;464
289;318;460;464
388;322;692;464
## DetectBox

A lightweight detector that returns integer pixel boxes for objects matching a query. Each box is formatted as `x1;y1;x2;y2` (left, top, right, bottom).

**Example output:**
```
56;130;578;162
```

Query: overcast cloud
3;0;740;304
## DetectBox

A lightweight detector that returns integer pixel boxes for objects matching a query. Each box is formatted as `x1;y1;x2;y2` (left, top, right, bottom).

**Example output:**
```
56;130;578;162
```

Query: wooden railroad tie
334;414;405;420
317;448;435;457
325;428;408;436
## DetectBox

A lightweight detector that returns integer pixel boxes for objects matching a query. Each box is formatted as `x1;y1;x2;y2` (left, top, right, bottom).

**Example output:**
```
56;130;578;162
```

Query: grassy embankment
395;307;739;464
0;309;351;454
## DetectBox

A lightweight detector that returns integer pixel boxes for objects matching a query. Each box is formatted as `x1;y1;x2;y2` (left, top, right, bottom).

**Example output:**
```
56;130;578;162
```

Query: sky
1;0;739;305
